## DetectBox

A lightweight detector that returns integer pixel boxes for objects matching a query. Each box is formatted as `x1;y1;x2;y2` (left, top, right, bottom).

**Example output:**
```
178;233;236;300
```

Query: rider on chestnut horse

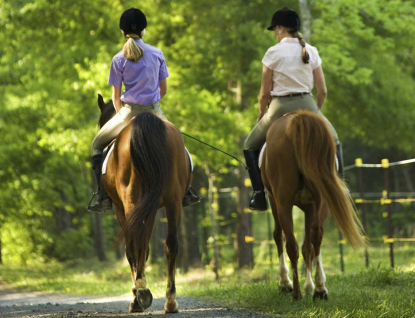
87;8;200;212
243;8;343;211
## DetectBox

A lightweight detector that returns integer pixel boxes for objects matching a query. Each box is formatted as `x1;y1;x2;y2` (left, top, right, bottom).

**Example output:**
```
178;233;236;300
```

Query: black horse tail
125;112;168;264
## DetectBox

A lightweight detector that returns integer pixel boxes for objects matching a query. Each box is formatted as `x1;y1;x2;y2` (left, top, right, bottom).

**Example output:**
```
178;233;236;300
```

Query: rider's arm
112;86;122;112
313;66;327;109
159;79;167;99
258;64;273;121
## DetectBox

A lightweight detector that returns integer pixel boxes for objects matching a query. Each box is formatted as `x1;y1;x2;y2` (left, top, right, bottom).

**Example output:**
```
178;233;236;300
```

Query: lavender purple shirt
108;39;169;106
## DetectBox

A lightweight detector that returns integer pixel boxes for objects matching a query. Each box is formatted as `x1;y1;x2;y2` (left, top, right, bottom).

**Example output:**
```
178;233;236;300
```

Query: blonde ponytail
296;32;310;64
123;33;144;63
288;29;310;64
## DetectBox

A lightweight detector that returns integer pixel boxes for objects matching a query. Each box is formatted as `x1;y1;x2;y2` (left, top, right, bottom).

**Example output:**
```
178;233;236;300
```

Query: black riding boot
183;186;201;207
87;154;112;212
336;143;344;179
243;149;268;211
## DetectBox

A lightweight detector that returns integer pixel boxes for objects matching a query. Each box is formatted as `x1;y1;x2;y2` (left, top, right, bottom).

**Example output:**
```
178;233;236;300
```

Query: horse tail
125;112;168;262
286;110;365;248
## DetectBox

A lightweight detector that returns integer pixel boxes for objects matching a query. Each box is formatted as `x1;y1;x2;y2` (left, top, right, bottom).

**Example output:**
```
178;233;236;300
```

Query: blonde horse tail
286;110;366;248
125;112;168;263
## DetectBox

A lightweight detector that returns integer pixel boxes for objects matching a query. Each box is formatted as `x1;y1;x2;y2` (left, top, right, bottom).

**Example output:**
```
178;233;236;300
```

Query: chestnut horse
97;95;190;313
261;110;365;300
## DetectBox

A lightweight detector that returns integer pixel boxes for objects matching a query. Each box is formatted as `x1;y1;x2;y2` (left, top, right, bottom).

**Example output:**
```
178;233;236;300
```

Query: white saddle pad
102;143;115;175
102;145;193;175
258;143;267;169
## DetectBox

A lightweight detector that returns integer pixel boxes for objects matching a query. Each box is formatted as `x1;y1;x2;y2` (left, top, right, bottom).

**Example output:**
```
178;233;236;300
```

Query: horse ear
98;94;105;110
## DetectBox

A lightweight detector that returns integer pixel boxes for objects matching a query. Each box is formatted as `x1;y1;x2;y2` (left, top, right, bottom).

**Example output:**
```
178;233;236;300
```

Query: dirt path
0;286;277;318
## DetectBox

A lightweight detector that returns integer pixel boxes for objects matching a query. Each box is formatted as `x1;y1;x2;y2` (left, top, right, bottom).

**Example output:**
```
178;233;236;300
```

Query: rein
181;132;248;170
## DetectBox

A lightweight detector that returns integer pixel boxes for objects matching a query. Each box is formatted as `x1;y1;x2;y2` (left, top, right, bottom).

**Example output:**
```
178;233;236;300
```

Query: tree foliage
1;0;414;264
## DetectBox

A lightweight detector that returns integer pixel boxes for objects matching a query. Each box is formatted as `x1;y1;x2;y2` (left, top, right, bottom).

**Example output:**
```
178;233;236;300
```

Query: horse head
97;94;116;128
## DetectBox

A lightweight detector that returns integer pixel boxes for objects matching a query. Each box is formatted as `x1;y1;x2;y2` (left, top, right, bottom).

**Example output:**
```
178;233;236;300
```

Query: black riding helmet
119;8;147;35
267;7;301;31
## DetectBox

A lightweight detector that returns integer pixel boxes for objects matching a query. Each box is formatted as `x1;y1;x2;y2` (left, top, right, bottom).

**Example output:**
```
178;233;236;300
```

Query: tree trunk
55;190;71;234
206;165;220;281
93;213;107;262
298;0;313;43
184;204;202;267
113;217;124;260
235;163;253;268
179;210;189;273
150;208;167;263
201;197;209;265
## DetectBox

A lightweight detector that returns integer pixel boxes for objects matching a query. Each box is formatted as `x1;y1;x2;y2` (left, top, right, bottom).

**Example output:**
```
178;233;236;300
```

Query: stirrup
87;192;111;213
183;187;201;207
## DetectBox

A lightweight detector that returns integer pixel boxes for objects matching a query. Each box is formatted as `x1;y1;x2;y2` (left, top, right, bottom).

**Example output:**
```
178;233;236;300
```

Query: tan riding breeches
91;102;167;156
244;94;339;151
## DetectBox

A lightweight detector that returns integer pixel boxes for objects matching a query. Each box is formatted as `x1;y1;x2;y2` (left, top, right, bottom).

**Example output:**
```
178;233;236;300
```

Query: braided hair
288;29;310;64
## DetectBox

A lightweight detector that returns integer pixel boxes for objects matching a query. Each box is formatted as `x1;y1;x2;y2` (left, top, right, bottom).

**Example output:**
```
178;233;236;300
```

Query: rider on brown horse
87;8;200;212
243;8;343;211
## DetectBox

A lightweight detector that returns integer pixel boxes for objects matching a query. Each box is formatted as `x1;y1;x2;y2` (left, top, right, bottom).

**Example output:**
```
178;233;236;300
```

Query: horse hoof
292;291;303;301
313;291;328;301
136;288;153;309
165;299;179;314
281;286;293;293
165;308;179;314
129;299;144;313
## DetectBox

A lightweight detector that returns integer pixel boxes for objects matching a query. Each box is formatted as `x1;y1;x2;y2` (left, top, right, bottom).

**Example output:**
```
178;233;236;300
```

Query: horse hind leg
312;205;328;300
126;247;153;312
164;201;181;313
269;195;292;293
114;204;144;313
123;213;153;311
313;254;328;300
299;203;316;296
126;242;145;313
276;201;302;300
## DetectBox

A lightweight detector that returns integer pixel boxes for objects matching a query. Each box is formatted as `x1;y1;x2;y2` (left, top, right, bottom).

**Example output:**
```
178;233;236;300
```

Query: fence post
206;166;220;280
338;230;345;272
356;158;369;268
382;159;394;268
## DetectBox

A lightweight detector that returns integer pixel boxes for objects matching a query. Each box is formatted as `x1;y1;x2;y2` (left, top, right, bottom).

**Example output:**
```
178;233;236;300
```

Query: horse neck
99;107;116;128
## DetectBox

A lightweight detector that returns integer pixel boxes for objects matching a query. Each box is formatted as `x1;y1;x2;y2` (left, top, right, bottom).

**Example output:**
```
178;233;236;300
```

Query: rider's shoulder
142;42;165;57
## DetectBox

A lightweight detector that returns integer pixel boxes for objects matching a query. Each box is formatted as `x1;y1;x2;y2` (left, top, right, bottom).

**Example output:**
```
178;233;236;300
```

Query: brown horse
97;95;191;313
261;110;365;300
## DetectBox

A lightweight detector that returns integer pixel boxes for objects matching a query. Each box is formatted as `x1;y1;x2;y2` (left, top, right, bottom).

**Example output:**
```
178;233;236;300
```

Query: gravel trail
0;286;277;318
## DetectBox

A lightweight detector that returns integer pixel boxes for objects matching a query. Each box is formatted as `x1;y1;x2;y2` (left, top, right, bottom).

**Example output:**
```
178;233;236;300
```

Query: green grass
180;267;415;318
1;245;415;317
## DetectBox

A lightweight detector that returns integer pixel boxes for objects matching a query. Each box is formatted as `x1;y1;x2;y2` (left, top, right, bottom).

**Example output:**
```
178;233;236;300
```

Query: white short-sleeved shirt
262;37;322;96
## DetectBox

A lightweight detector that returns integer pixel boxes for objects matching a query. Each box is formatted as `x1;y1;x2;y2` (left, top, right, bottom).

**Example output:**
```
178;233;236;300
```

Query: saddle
101;140;194;175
